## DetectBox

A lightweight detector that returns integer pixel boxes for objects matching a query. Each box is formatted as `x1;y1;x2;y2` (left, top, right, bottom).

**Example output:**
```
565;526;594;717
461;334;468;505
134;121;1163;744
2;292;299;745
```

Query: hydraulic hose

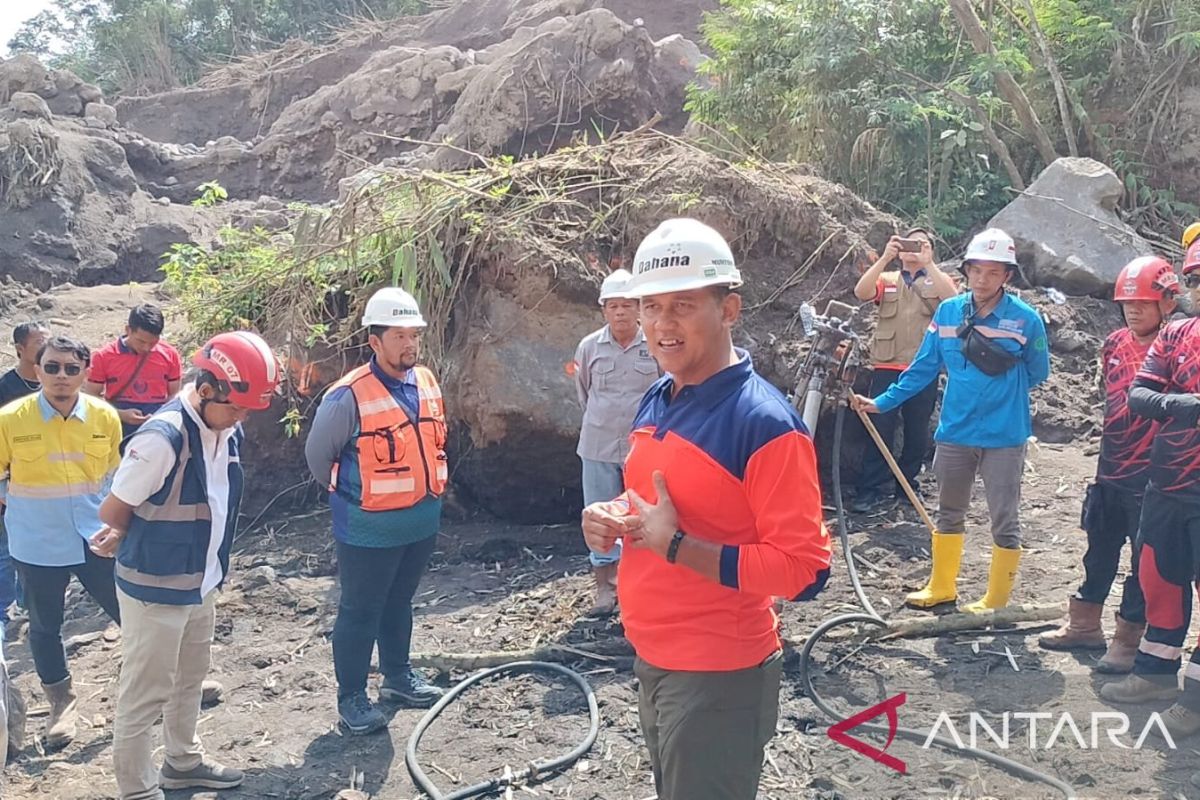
405;660;600;800
798;403;1077;799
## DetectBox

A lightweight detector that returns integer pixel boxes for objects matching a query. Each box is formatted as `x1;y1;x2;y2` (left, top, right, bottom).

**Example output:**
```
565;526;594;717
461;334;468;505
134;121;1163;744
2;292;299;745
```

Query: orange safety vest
329;364;448;511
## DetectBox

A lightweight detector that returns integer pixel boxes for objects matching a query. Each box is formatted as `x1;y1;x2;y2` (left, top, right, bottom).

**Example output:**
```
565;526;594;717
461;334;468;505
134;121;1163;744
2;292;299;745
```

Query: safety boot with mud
41;676;77;750
964;545;1022;614
1039;597;1106;651
589;563;618;616
1099;673;1178;704
1095;615;1146;674
905;532;963;609
1155;703;1200;741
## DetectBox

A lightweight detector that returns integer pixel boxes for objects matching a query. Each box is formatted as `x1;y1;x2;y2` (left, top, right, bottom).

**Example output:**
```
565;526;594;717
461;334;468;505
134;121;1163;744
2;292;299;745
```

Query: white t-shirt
110;387;233;598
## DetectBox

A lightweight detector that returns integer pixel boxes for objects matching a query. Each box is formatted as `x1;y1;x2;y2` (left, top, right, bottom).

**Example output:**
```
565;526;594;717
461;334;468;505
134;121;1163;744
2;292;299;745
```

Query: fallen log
411;603;1066;671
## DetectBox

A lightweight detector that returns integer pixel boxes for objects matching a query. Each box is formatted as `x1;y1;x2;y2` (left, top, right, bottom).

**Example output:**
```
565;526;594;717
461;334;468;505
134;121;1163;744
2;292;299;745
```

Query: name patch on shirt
997;318;1026;333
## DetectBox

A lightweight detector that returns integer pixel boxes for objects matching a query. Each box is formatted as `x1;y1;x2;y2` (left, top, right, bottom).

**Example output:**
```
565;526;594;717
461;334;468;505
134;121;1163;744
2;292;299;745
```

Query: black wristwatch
666;530;686;563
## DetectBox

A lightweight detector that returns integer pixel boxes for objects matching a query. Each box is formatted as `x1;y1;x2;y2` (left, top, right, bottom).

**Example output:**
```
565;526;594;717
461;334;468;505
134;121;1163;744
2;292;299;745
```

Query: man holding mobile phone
850;228;958;513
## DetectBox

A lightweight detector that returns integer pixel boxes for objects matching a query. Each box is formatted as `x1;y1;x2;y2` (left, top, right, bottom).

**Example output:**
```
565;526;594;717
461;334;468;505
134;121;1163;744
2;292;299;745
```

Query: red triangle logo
826;692;908;774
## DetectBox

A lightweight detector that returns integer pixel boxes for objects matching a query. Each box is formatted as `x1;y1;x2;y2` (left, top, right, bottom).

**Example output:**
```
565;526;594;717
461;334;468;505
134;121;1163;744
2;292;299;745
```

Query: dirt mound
117;7;705;204
186;131;896;521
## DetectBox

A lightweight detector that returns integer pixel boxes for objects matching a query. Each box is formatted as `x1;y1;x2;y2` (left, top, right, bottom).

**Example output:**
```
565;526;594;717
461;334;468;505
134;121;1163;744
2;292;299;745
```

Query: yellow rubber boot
905;532;964;609
964;545;1022;614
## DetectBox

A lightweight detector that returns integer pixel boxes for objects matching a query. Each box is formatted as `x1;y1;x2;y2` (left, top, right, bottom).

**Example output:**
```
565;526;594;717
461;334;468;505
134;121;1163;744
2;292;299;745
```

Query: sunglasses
1184;274;1200;289
42;362;83;376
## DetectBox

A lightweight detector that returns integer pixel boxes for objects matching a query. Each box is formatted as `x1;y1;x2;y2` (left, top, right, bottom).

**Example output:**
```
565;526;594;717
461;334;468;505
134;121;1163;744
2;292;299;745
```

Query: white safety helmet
624;218;743;299
962;228;1019;269
361;287;427;329
598;269;634;304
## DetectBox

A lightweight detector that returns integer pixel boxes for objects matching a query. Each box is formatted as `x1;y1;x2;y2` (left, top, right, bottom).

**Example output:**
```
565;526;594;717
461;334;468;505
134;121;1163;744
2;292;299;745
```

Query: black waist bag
956;320;1021;376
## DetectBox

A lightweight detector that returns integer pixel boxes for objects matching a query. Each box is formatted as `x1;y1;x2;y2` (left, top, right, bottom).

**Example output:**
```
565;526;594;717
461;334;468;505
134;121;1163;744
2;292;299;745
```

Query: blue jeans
0;525;17;622
582;458;624;567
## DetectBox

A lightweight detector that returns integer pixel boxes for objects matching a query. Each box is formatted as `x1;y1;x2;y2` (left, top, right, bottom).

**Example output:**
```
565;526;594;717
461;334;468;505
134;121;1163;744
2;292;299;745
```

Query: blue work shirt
874;292;1050;448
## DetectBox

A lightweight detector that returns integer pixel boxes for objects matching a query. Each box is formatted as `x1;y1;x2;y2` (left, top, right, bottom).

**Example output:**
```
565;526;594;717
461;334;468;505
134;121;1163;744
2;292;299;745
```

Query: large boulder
987;157;1151;296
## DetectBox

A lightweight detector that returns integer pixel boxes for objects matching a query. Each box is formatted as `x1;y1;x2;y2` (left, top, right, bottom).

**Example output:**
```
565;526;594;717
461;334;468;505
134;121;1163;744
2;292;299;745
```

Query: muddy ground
5;437;1199;800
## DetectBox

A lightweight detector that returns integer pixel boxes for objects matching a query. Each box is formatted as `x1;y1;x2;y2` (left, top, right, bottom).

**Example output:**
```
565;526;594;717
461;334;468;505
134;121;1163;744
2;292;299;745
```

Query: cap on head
361;287;427;329
624;218;742;299
1114;256;1179;301
193;331;280;410
598;269;634;304
962;228;1019;269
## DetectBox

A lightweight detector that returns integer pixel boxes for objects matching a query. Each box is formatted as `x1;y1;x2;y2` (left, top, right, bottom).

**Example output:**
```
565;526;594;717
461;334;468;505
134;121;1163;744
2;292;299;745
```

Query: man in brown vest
850;229;958;513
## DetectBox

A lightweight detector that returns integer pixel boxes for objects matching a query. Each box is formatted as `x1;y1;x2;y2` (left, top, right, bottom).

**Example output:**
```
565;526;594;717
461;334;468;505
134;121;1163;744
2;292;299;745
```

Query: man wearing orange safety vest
305;288;448;735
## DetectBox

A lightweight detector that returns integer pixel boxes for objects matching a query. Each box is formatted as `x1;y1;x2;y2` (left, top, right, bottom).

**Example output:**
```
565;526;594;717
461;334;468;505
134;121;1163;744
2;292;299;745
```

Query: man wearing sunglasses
89;331;279;799
0;336;122;750
305;288;449;736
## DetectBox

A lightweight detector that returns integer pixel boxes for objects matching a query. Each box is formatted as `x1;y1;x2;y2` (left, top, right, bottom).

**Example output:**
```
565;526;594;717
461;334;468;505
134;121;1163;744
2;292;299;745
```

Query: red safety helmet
1184;240;1200;276
1113;256;1179;302
193;331;280;410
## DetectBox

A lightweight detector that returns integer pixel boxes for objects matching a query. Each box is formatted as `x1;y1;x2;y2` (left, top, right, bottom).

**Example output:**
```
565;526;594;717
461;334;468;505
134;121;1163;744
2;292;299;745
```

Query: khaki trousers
635;652;782;800
932;442;1026;548
113;588;216;800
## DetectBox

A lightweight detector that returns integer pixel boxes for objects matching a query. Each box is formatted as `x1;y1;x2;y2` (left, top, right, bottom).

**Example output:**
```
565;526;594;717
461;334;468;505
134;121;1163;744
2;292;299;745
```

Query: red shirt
1135;318;1200;496
618;353;832;672
88;338;183;412
1097;328;1156;492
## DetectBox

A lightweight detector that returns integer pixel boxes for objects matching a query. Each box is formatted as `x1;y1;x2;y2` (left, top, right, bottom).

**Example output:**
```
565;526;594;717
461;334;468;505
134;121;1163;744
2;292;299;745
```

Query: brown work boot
1039;598;1106;651
1099;673;1178;704
1155;703;1200;741
1095;615;1146;674
41;676;77;750
589;563;618;616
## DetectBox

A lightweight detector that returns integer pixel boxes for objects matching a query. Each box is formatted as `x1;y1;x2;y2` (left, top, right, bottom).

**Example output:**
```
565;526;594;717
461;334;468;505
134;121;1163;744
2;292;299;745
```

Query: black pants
15;549;121;684
332;535;437;700
1076;481;1145;623
1131;484;1200;710
856;368;939;496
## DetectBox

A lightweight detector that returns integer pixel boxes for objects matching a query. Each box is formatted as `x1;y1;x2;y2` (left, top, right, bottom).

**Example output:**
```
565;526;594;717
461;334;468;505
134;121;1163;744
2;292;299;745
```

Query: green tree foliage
8;0;428;94
689;0;1200;241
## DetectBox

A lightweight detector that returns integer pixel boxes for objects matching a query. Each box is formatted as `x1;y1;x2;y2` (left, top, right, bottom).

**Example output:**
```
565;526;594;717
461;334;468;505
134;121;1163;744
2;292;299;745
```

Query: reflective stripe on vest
330;364;448;511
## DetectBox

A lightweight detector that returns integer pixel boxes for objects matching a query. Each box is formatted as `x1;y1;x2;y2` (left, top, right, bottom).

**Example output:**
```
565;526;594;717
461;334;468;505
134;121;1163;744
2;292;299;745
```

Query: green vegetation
688;0;1200;241
8;0;428;94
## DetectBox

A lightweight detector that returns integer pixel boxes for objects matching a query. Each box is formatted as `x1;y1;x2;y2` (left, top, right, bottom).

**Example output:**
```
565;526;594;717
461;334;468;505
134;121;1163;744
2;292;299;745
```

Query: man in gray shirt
572;269;660;614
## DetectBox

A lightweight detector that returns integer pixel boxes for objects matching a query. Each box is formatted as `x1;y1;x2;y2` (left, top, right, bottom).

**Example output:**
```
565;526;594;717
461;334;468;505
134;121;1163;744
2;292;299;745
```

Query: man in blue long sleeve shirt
854;228;1050;613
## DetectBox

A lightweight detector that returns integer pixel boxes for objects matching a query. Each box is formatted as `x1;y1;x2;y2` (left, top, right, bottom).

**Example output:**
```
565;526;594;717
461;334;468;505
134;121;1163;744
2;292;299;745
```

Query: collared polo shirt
618;351;832;672
0;392;122;566
88;337;183;417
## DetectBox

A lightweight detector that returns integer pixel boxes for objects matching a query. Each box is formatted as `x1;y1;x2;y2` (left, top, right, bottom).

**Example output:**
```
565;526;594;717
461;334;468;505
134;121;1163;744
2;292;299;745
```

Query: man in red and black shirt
582;219;832;800
1099;244;1200;741
85;304;183;440
1040;258;1178;673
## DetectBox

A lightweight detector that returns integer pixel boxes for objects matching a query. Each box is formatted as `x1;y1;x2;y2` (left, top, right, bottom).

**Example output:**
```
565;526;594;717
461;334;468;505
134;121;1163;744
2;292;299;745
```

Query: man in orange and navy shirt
850;229;957;513
85;304;183;440
583;219;832;800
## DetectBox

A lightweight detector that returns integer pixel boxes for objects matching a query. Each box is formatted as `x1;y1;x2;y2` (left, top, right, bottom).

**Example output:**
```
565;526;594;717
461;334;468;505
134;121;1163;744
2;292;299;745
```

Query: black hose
798;403;1077;799
405;660;601;800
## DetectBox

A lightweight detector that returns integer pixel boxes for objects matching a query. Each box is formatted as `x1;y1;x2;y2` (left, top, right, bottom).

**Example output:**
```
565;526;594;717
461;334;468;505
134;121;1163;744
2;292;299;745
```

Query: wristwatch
666;530;686;563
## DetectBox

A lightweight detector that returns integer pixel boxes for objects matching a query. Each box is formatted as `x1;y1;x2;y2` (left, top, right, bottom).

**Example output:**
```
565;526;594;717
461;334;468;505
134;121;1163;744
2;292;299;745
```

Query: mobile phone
897;238;923;253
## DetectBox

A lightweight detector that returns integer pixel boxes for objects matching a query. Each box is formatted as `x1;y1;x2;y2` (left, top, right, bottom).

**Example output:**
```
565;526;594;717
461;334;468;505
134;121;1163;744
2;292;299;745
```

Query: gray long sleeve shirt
574;325;660;463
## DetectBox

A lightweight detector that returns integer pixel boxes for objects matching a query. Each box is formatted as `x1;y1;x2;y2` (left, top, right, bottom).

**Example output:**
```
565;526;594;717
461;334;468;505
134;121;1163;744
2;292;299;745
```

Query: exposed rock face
988;157;1152;296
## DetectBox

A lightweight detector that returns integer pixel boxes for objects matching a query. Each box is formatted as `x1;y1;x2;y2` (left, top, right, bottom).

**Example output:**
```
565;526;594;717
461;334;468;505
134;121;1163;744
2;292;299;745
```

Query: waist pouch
957;321;1021;376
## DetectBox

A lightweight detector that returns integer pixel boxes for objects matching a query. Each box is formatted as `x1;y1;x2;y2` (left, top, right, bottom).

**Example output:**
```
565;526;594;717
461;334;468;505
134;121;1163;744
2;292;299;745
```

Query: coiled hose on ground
405;660;600;800
799;403;1077;798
